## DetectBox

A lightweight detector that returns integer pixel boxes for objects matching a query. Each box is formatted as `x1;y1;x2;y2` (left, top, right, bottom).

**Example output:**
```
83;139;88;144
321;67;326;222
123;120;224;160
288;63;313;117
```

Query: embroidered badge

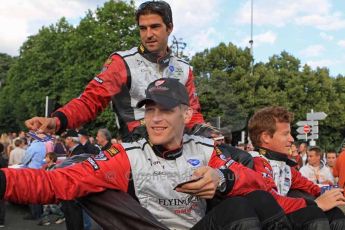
93;76;104;84
94;152;108;161
106;146;120;157
87;157;99;170
187;159;201;167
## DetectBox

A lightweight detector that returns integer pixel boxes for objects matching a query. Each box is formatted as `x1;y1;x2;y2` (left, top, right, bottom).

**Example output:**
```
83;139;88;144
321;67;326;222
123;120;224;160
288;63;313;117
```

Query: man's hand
25;117;57;134
175;166;220;199
315;188;345;211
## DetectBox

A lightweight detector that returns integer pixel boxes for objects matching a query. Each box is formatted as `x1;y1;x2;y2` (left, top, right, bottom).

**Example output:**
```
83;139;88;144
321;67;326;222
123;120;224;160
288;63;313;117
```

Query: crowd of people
0;128;116;228
0;1;345;229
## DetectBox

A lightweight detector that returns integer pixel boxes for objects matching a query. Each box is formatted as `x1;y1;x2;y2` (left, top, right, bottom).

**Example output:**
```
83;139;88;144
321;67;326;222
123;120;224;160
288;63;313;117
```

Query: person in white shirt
8;139;26;166
300;146;334;186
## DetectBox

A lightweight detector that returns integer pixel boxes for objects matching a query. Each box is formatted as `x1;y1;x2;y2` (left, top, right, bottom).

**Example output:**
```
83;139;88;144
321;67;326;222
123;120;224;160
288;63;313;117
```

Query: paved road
2;202;101;230
2;202;66;229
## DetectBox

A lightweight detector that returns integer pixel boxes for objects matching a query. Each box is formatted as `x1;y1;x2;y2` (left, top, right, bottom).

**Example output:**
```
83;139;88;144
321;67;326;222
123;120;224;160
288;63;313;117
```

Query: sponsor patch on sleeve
87;157;100;171
94;152;108;161
93;76;104;84
106;146;120;157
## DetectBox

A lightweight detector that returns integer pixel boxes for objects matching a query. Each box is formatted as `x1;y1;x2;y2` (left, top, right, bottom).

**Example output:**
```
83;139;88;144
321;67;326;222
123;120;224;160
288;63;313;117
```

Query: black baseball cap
137;78;189;109
63;129;79;138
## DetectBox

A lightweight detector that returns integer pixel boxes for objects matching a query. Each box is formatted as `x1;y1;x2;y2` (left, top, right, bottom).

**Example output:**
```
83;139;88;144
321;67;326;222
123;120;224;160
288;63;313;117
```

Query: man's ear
167;23;173;34
183;107;193;124
260;131;272;144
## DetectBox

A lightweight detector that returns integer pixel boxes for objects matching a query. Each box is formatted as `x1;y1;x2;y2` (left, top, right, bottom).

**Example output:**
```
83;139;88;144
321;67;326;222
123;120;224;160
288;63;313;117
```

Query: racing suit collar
255;146;298;167
148;139;183;160
138;44;172;67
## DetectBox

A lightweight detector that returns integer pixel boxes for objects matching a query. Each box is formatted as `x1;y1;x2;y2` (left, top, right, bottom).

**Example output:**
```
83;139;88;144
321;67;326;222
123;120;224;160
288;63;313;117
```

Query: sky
0;0;344;76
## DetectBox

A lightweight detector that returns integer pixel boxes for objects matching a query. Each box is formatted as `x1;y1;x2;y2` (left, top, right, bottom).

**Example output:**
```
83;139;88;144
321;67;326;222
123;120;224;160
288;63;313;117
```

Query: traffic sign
297;127;306;134
296;120;318;126
311;126;319;134
303;125;311;134
307;112;327;121
296;134;319;140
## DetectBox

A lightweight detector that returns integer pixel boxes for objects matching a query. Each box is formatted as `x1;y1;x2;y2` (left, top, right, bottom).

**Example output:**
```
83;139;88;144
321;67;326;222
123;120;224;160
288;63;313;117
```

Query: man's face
298;143;307;153
261;122;294;155
138;14;172;56
307;150;320;166
326;152;337;167
64;137;73;148
96;131;106;147
145;103;191;150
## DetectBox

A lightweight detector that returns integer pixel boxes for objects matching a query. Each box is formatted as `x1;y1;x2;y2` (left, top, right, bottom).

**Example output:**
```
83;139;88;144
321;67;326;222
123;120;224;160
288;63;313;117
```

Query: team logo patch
93;76;103;84
187;159;201;167
94;152;108;161
168;65;175;72
106;146;120;157
215;147;222;155
87;157;100;170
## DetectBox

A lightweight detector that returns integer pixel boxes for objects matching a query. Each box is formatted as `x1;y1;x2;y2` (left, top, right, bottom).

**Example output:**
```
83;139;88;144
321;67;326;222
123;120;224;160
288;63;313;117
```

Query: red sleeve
208;149;268;196
185;68;204;128
269;190;308;214
53;55;128;130
291;168;321;197
3;144;130;205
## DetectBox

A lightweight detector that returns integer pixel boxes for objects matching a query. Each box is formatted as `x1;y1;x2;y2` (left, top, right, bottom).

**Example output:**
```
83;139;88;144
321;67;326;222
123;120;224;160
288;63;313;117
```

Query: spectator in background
326;151;337;176
333;147;345;188
298;142;308;167
245;143;254;152
300;146;334;186
236;143;245;150
22;134;46;220
20;137;28;150
53;136;67;156
78;129;100;155
63;130;85;157
37;152;65;226
289;143;302;170
0;143;7;227
96;128;112;151
8;139;25;166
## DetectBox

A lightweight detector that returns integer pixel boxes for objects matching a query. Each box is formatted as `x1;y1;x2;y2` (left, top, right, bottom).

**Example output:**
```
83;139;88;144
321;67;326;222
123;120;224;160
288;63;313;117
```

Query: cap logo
155;79;165;86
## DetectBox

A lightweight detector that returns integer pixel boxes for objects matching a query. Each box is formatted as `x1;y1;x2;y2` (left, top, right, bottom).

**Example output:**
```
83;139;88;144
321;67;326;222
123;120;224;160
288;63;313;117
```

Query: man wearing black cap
25;0;204;142
0;78;291;229
63;129;85;157
78;129;100;156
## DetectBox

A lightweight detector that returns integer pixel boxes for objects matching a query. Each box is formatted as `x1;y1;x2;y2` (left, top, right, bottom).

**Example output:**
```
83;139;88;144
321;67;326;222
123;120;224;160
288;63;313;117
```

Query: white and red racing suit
249;148;321;214
52;45;204;137
0;135;267;229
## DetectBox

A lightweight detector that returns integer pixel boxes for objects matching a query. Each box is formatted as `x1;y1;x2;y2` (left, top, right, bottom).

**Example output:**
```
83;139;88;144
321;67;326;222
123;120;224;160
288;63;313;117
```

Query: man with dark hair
0;79;291;229
300;146;334;186
248;106;345;229
25;0;204;142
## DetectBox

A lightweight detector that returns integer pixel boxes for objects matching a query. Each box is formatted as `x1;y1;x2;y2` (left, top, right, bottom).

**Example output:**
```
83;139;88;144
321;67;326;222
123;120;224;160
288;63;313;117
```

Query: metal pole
249;0;254;75
45;96;49;117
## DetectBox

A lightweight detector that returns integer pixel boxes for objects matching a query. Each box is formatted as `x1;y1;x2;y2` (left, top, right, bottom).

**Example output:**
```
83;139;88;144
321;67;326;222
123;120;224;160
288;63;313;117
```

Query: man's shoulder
183;134;214;147
113;46;138;58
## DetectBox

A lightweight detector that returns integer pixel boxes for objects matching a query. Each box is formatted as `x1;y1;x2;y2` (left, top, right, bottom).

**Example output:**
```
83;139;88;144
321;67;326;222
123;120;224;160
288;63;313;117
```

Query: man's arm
0;144;131;205
185;68;204;129
25;55;128;134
